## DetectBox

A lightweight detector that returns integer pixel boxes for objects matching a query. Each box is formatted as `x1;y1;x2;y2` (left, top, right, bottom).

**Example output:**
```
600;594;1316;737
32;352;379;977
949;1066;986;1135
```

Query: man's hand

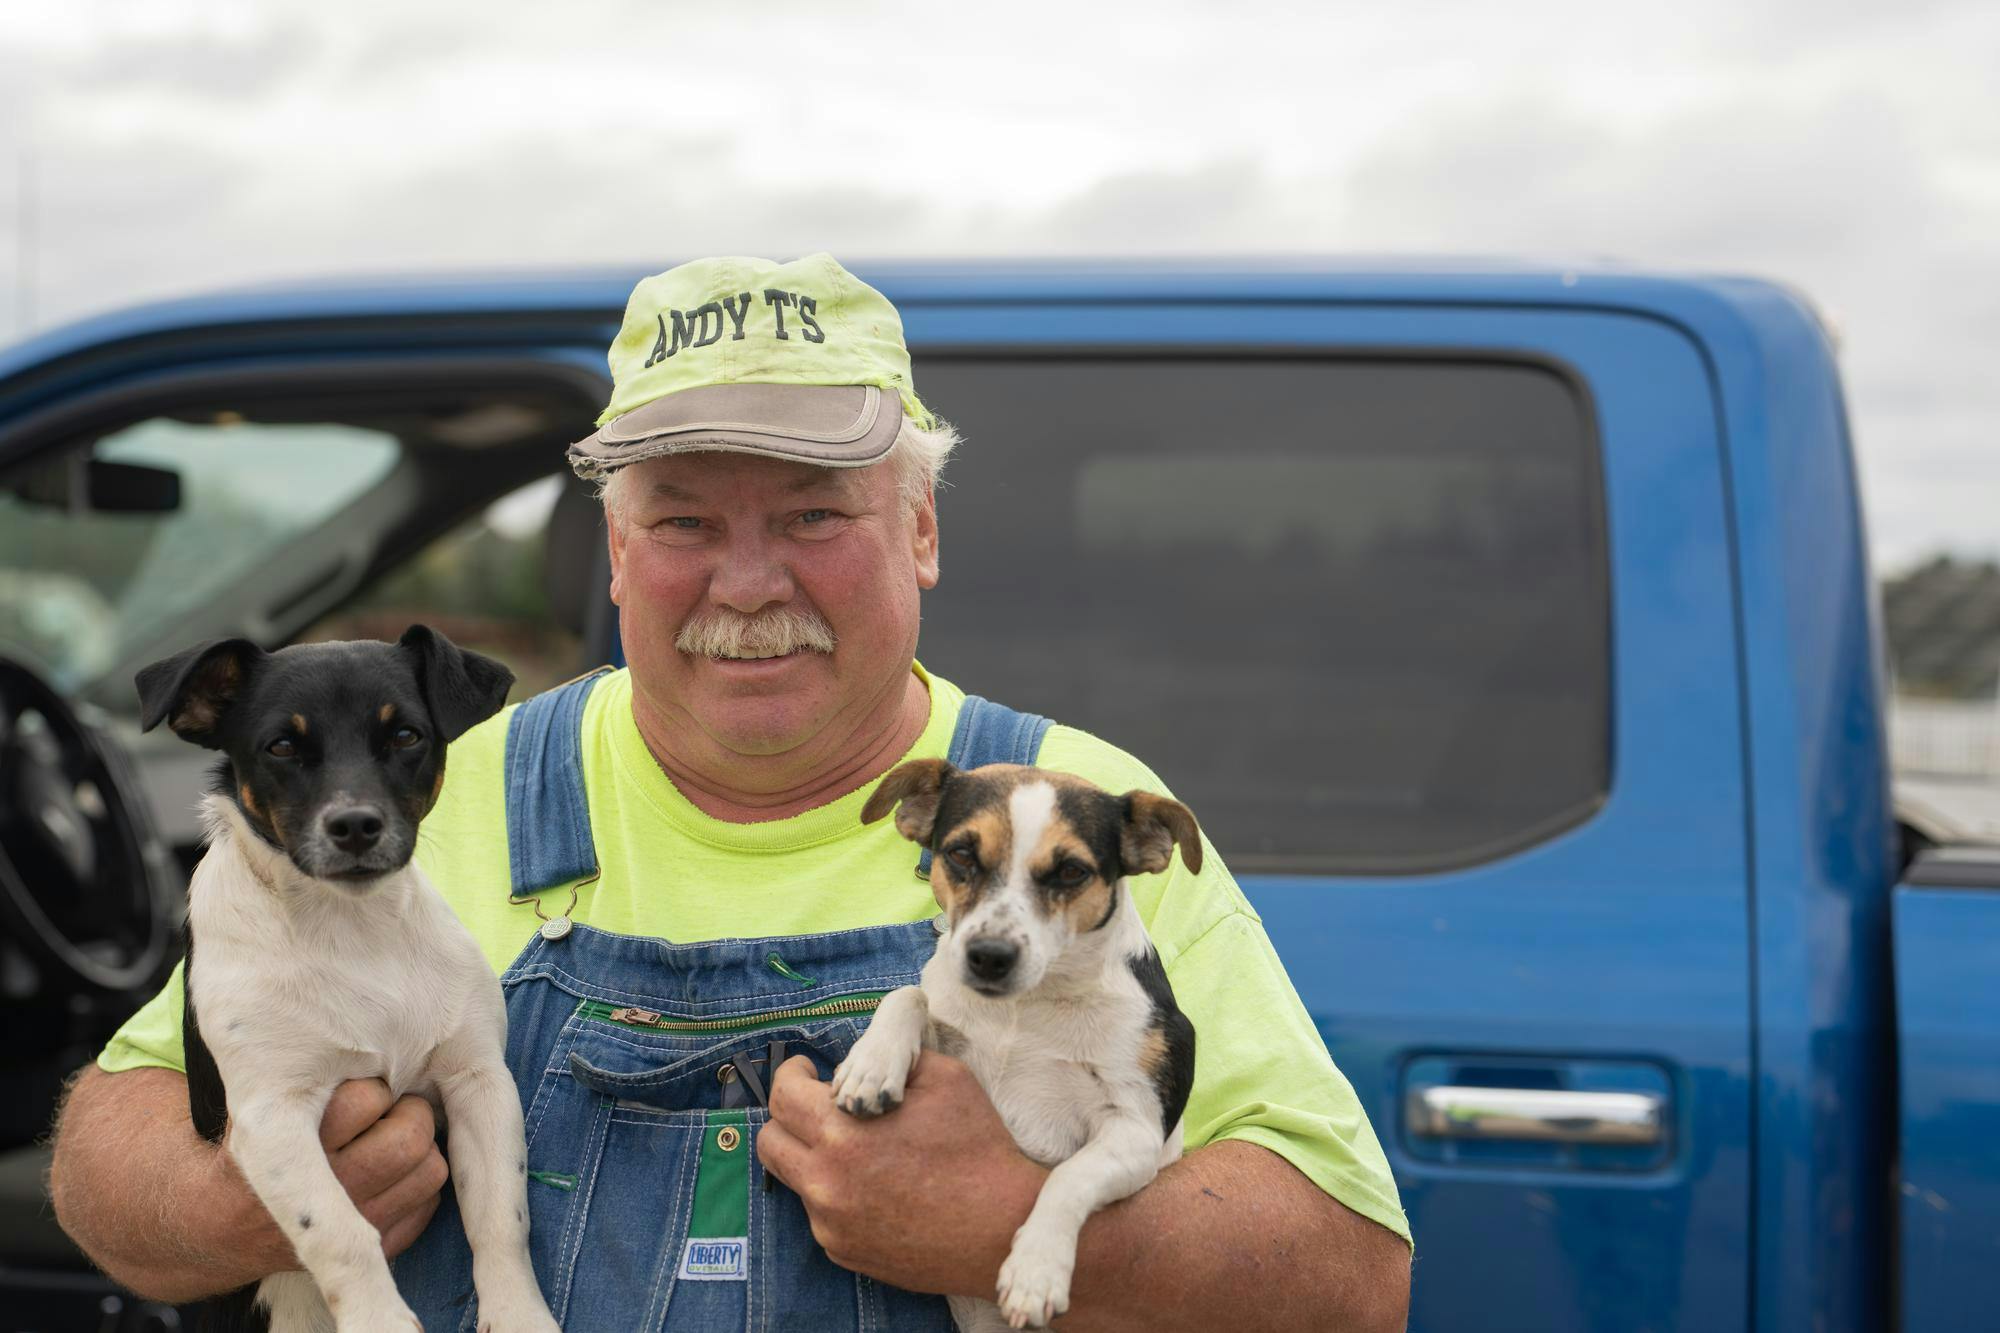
50;1066;448;1304
226;1078;449;1274
757;1051;1047;1297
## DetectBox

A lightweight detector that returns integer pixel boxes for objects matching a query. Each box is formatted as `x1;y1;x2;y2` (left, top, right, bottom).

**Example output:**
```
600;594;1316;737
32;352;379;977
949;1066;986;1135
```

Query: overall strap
915;694;1054;877
504;669;611;898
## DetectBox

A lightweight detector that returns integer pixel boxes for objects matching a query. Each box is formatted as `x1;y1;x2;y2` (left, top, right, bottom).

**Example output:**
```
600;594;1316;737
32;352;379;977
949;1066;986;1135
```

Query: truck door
1895;850;2000;1333
909;300;1750;1333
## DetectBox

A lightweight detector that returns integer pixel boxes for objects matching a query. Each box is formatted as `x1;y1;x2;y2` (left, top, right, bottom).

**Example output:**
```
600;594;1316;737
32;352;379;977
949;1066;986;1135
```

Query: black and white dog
841;760;1201;1332
137;627;556;1333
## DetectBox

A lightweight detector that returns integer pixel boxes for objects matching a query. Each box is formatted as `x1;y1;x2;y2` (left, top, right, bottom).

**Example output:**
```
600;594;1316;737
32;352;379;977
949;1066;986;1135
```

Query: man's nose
708;533;796;613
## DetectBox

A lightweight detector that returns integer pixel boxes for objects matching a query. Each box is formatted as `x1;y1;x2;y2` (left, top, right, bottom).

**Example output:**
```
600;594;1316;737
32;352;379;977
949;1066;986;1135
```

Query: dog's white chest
930;979;1152;1169
973;1046;1107;1166
188;834;495;1099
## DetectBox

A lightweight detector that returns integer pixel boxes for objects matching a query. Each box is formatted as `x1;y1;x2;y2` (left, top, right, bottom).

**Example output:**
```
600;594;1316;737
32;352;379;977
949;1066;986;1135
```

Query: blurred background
0;0;1995;802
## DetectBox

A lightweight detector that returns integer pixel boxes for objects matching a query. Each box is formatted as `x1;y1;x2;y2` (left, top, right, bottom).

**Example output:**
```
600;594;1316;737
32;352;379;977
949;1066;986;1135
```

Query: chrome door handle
1405;1085;1666;1146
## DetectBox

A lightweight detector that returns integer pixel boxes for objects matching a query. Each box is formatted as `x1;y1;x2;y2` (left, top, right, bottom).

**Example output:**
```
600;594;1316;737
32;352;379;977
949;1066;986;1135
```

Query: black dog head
136;626;514;885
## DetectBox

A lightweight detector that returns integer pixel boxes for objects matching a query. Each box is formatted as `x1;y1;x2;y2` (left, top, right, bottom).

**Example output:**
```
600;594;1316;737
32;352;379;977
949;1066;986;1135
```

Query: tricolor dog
839;760;1202;1331
136;627;557;1333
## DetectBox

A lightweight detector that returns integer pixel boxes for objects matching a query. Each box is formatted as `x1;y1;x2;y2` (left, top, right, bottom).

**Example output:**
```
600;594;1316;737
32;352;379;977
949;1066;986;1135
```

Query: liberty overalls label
392;675;1049;1331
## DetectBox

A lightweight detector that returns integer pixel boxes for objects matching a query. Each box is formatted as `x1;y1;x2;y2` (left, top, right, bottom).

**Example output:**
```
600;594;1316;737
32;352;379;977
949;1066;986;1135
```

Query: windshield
0;417;400;691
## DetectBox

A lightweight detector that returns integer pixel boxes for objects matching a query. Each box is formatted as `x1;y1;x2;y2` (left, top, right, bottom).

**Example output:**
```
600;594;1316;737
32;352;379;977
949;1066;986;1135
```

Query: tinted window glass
0;418;399;691
913;356;1608;874
299;475;586;698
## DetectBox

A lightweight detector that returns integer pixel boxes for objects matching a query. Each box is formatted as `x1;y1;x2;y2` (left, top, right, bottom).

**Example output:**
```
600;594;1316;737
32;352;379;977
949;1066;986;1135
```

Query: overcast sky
2;0;1995;571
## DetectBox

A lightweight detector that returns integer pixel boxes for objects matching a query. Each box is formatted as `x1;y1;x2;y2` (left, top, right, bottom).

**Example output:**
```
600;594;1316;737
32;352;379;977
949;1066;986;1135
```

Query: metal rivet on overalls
716;1126;741;1152
539;916;572;942
716;1063;737;1085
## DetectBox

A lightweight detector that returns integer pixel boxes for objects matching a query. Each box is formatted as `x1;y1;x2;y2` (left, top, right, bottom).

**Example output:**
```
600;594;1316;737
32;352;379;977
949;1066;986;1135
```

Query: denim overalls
396;674;1051;1332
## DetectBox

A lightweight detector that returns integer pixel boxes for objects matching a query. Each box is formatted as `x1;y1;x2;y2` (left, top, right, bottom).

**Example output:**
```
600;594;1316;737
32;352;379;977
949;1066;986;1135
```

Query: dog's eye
1055;860;1092;887
390;726;423;749
946;845;977;872
266;738;297;759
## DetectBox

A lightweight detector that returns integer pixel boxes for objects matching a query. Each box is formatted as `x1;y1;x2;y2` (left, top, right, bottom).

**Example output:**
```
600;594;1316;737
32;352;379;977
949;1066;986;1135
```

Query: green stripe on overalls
677;1110;752;1284
690;1111;751;1239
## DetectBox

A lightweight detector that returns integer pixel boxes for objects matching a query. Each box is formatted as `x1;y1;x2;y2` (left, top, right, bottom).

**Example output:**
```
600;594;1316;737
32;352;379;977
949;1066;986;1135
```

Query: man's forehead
628;452;876;502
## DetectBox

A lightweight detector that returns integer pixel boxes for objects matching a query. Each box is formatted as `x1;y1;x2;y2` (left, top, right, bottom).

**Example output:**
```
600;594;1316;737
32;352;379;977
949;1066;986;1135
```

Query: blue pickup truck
0;262;1993;1332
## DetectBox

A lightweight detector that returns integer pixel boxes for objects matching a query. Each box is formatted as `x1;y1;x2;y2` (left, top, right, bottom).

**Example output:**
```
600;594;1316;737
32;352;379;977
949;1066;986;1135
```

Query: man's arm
759;1053;1409;1333
1061;1138;1409;1333
48;1065;448;1304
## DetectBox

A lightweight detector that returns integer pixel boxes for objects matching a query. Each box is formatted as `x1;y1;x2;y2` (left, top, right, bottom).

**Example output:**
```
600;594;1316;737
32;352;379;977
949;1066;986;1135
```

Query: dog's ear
1120;791;1204;877
863;758;957;846
135;639;264;748
398;624;515;742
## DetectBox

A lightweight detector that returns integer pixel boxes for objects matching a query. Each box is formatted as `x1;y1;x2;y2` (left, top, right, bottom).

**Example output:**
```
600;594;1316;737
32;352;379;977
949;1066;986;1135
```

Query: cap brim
568;383;901;478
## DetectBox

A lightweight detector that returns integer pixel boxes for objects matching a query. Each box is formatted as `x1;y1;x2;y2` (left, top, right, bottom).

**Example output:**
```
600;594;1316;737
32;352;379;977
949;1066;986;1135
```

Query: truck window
913;355;1609;874
0;417;400;693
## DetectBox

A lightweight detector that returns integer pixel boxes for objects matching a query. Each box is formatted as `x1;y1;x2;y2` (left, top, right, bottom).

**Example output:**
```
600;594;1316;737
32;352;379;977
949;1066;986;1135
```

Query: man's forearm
48;1064;269;1302
1056;1139;1409;1333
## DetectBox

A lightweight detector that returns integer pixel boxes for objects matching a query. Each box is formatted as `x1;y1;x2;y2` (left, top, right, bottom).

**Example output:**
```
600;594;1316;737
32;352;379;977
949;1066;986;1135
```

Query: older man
50;255;1409;1331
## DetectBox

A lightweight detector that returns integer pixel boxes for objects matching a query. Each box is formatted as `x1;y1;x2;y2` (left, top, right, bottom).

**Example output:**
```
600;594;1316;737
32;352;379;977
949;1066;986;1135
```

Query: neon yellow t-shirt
100;664;1408;1244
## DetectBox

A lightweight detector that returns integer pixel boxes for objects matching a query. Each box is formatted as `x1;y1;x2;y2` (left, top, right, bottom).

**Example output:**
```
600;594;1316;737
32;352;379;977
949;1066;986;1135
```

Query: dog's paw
830;1038;915;1118
995;1227;1076;1330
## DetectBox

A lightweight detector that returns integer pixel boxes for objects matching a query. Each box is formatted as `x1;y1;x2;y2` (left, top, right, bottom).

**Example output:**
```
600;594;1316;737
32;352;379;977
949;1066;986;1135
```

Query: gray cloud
0;0;1995;569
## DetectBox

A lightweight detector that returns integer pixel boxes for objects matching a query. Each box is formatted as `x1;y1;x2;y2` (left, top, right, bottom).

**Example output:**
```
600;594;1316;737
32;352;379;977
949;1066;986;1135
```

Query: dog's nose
965;938;1019;983
323;805;386;854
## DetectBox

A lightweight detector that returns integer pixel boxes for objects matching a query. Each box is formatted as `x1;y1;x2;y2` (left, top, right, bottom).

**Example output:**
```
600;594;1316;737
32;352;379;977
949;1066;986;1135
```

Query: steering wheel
0;655;176;992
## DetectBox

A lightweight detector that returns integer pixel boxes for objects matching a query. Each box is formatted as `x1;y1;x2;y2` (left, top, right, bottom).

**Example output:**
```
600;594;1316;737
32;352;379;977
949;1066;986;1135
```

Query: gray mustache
675;606;838;659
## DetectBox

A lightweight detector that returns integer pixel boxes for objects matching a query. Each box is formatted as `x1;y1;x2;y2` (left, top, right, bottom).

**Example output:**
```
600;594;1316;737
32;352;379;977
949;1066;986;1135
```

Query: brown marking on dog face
916;764;1056;923
1008;771;1124;931
236;782;281;843
237;780;287;847
396;750;447;828
291;713;309;736
378;704;395;724
1000;790;1108;929
928;801;1014;922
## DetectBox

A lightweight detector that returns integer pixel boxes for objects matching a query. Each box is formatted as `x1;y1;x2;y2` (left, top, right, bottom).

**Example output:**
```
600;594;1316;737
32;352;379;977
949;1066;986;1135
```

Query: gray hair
598;413;959;522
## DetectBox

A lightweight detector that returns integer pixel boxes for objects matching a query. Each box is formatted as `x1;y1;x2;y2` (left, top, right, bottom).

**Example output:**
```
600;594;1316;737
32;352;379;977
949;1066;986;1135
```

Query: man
50;254;1411;1330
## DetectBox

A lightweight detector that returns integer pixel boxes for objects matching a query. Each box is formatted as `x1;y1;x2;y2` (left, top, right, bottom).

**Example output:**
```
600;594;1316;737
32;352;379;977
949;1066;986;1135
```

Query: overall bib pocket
518;1009;893;1330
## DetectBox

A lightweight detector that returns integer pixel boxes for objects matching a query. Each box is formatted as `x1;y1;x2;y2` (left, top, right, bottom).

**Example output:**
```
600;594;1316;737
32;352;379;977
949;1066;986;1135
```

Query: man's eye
665;516;703;530
266;738;297;759
946;845;977;871
390;726;423;749
799;509;831;524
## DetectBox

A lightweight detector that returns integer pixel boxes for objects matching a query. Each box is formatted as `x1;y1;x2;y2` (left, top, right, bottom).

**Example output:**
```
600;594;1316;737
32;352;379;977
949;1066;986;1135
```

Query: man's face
606;450;940;759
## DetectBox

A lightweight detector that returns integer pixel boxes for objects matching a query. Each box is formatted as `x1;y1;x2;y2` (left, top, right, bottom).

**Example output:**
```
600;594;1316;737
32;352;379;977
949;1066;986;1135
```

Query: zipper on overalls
575;992;887;1035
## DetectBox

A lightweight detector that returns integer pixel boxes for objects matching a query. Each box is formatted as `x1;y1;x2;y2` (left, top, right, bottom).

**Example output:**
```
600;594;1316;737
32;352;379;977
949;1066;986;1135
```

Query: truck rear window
912;354;1609;875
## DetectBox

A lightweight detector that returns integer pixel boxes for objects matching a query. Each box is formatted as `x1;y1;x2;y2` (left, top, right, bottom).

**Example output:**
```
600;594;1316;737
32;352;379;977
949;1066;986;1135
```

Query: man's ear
605;493;628;606
911;485;939;591
1120;791;1204;876
863;758;957;846
398;624;515;742
135;639;265;749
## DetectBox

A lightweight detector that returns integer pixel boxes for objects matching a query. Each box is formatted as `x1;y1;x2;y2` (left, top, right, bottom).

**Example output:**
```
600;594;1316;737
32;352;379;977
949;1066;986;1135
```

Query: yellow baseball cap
568;253;936;478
